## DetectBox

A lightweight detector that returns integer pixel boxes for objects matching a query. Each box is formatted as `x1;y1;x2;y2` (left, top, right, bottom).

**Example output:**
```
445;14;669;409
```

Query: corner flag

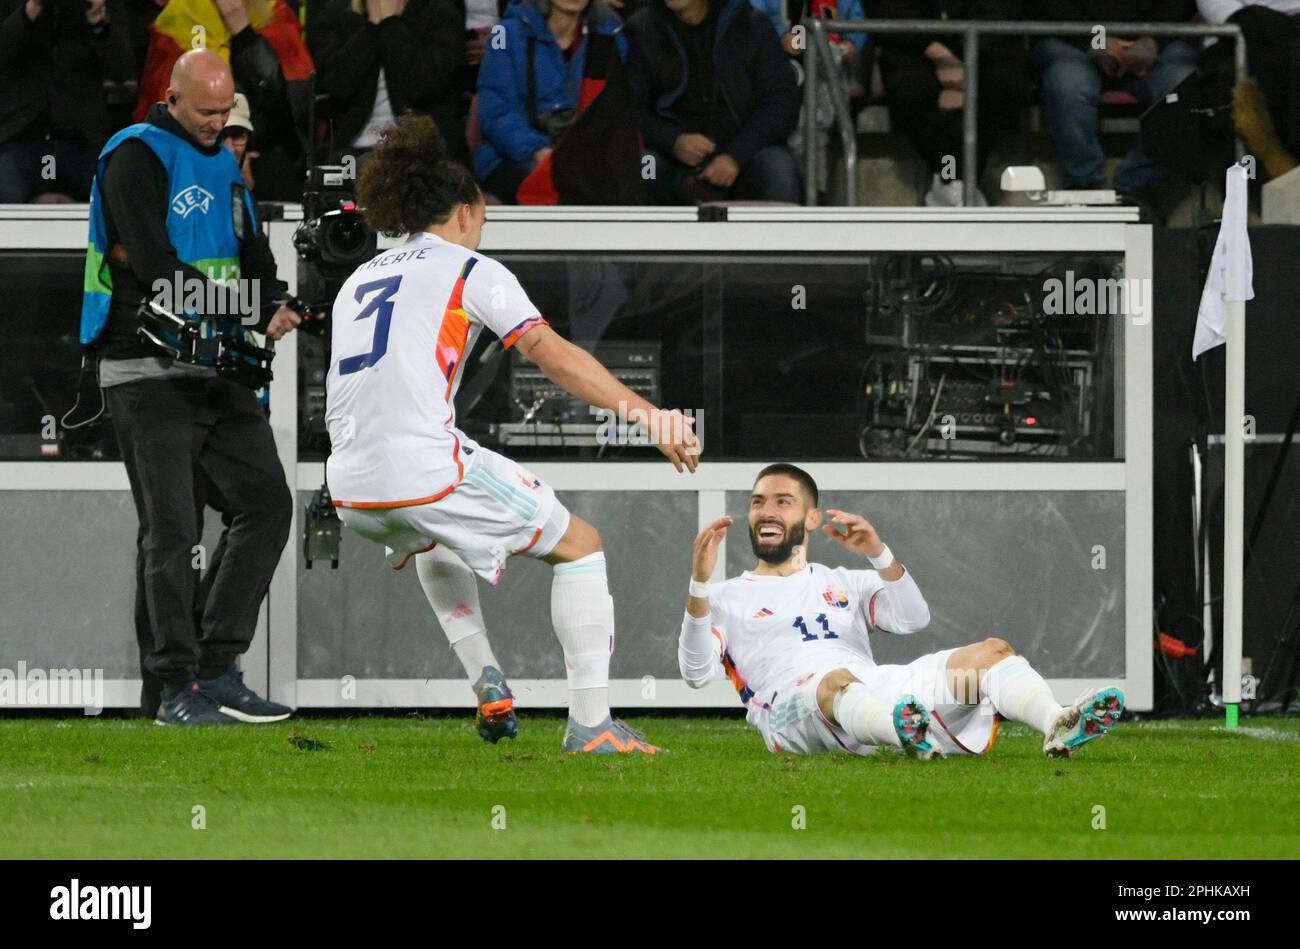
1193;164;1253;360
1194;163;1254;729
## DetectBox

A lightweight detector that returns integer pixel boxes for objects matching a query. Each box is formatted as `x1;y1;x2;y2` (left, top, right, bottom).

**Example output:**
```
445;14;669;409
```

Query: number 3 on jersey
793;614;838;642
339;275;402;375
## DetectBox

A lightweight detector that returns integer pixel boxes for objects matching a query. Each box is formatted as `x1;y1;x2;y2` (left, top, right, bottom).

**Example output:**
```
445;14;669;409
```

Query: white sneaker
923;173;988;207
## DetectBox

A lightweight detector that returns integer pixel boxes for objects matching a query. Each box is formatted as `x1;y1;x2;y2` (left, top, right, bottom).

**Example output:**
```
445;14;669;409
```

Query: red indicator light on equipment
342;201;356;211
1025;416;1037;425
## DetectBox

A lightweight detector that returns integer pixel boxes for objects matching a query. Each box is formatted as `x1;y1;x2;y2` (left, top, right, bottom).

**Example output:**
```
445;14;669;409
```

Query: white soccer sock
978;655;1066;735
415;545;500;684
833;682;902;748
551;551;614;728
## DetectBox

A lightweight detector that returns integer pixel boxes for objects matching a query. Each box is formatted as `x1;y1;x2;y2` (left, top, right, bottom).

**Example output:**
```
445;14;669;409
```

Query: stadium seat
1099;90;1143;134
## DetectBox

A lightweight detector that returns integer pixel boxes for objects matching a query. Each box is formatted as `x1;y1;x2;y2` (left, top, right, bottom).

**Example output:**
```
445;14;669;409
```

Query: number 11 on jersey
793;614;838;641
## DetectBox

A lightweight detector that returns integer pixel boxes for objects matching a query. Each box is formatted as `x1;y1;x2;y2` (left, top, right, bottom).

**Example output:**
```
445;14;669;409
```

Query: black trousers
106;375;292;691
877;43;1034;179
641;145;804;205
132;466;234;710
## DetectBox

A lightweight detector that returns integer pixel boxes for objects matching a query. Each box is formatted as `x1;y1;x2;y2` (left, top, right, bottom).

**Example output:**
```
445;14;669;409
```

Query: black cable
1197;345;1223;686
1196;360;1298;705
59;353;107;430
1245;377;1300;564
1260;573;1300;709
1153;610;1189;712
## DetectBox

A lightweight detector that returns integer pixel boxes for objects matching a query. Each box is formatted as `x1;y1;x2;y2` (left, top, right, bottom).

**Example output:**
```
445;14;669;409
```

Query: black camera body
135;298;275;390
294;165;377;338
294;165;377;277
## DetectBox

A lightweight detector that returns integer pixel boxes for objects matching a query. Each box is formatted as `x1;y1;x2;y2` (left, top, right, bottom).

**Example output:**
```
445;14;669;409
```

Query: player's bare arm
821;509;905;581
515;322;700;473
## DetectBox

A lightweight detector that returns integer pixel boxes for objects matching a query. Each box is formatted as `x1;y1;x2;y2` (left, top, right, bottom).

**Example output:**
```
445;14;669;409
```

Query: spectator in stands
625;0;802;204
458;0;507;95
0;0;135;203
1034;1;1198;205
312;0;465;167
124;0;162;68
872;0;1032;207
474;0;626;203
220;91;257;191
1198;0;1300;180
751;0;866;199
135;0;315;200
753;0;866;60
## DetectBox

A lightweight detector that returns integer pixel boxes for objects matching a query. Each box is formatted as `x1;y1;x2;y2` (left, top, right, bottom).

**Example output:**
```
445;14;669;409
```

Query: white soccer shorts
750;648;1001;757
337;444;571;585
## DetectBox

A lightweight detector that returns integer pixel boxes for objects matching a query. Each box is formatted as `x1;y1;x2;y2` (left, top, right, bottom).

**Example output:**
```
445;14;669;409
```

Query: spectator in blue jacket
474;0;627;201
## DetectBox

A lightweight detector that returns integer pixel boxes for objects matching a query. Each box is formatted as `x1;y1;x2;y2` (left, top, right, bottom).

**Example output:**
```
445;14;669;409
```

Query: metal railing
801;19;1248;206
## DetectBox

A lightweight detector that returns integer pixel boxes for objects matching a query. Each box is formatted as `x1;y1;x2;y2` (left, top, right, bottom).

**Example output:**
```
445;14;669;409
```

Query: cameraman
82;49;301;725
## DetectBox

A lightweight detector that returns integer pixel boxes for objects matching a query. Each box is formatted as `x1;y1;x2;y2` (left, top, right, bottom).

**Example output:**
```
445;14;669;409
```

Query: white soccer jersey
685;563;931;709
324;232;546;508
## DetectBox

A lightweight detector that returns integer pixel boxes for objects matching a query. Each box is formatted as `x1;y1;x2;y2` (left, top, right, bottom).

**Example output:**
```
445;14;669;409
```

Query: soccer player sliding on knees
679;464;1125;759
326;116;698;754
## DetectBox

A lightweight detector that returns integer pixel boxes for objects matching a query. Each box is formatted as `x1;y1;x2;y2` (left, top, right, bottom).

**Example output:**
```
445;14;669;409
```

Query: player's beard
750;519;806;566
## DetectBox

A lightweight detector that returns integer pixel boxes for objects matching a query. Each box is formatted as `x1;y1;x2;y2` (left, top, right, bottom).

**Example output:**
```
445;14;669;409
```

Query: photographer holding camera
81;48;302;725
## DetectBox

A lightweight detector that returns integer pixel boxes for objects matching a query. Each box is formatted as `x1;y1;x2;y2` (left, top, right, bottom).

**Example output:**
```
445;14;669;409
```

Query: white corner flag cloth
1193;164;1254;360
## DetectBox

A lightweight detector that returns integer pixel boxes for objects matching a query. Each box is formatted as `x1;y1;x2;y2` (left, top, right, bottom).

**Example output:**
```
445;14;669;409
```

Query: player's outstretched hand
821;509;887;559
692;515;732;582
652;408;700;473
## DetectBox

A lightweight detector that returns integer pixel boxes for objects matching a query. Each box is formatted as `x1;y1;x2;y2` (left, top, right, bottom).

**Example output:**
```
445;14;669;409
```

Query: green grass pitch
2;715;1298;859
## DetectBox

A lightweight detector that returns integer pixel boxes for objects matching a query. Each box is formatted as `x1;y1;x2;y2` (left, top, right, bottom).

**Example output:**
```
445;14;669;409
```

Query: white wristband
688;578;710;598
868;545;894;570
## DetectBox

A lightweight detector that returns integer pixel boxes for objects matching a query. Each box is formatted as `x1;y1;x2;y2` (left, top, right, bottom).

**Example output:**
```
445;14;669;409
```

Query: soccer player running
325;116;698;754
679;463;1125;759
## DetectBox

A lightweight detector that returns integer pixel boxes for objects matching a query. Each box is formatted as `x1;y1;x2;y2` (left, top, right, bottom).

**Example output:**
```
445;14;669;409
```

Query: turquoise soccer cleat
1044;687;1125;758
893;694;943;760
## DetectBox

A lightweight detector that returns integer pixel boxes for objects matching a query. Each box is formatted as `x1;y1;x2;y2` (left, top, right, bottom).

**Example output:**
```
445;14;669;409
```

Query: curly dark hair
356;115;481;236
